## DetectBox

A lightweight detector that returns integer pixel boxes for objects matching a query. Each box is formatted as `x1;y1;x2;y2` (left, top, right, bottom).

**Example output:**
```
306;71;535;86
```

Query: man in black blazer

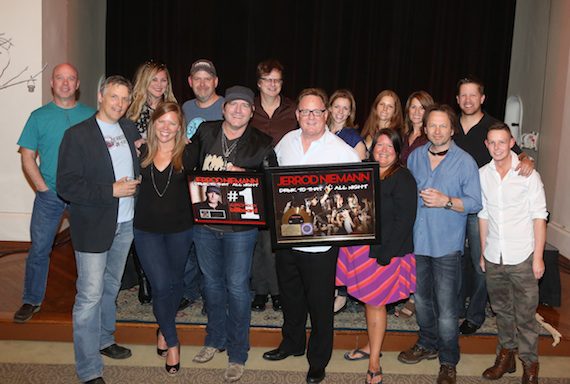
57;75;140;384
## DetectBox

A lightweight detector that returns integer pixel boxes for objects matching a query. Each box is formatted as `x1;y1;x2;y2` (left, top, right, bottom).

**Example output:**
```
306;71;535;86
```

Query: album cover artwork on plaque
189;171;266;225
265;162;380;249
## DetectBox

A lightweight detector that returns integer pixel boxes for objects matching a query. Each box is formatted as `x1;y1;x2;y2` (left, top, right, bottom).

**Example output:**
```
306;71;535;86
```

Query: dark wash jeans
415;252;462;367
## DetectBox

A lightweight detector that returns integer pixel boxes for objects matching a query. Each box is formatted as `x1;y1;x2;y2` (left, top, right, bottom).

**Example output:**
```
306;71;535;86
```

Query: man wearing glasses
263;88;359;384
250;59;298;314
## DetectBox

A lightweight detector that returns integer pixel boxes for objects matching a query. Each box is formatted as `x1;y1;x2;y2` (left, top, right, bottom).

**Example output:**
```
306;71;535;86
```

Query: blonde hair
361;90;403;139
127;61;177;123
141;102;187;172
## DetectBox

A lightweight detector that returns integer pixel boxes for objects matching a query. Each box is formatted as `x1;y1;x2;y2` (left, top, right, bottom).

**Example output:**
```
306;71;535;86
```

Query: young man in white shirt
478;122;547;384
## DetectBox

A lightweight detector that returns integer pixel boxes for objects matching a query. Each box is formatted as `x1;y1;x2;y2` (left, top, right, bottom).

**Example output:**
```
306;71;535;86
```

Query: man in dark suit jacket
57;75;140;384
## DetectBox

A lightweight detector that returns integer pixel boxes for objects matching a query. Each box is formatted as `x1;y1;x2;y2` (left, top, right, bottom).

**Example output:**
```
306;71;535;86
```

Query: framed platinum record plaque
265;162;381;249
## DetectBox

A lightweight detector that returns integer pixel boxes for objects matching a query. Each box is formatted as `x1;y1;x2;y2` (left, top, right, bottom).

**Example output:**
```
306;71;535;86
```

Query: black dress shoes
100;344;132;359
271;295;282;311
13;304;41;323
177;297;194;312
306;368;326;383
84;377;105;384
262;348;304;361
459;320;480;335
251;294;268;311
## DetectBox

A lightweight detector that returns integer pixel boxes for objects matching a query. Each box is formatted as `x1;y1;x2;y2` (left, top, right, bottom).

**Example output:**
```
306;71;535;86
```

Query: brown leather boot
522;361;539;384
482;348;516;380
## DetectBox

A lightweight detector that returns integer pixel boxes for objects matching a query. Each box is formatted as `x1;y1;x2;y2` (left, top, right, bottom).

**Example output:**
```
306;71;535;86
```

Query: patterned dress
336;246;415;307
336;167;418;307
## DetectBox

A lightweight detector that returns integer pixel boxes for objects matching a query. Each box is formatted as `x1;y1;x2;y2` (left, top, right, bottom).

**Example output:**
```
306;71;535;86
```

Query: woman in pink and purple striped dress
336;128;417;384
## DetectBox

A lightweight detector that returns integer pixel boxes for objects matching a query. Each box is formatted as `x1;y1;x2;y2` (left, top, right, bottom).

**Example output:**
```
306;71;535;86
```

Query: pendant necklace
150;163;173;198
221;131;240;159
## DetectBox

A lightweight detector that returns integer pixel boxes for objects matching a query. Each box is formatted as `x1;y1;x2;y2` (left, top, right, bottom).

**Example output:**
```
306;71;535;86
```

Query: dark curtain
106;0;516;126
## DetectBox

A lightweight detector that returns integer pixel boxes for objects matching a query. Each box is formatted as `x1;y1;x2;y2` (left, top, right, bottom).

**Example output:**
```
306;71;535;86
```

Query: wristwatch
444;197;453;210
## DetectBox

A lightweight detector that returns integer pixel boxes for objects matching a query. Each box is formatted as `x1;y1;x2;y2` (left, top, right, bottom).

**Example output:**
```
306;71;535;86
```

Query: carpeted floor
2;363;568;384
116;287;546;336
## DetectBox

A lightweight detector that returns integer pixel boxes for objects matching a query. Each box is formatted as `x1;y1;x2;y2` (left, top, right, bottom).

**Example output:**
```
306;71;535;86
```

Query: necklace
428;147;449;156
150;163;173;198
221;132;240;159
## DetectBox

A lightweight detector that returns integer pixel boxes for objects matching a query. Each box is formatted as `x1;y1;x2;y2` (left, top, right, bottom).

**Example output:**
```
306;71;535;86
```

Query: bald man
15;63;95;323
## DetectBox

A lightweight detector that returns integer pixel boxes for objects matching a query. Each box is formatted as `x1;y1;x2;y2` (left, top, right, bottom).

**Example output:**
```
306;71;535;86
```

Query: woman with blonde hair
327;89;367;160
122;61;178;304
134;102;198;375
127;61;177;138
361;90;404;154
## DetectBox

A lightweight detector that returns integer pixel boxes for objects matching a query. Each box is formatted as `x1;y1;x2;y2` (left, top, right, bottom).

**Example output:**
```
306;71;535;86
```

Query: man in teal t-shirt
14;63;95;323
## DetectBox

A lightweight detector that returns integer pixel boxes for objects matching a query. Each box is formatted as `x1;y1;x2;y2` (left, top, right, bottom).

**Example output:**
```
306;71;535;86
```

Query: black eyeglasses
260;77;283;84
298;109;326;117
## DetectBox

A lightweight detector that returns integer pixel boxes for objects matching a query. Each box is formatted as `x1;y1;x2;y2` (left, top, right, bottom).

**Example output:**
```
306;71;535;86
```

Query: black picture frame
265;162;381;249
188;171;266;225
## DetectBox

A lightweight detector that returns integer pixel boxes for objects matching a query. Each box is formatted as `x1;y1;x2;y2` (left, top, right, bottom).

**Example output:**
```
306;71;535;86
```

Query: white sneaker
224;362;244;382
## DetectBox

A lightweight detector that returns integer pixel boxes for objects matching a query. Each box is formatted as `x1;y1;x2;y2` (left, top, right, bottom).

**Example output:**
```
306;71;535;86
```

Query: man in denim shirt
399;104;482;384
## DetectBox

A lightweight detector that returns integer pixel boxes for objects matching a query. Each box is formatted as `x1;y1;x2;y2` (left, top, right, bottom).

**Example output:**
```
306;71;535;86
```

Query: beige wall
507;0;549;144
508;0;570;258
0;0;105;241
0;0;43;240
541;0;570;258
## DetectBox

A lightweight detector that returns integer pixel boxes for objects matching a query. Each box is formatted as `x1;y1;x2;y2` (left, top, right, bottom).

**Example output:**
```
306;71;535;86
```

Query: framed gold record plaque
265;162;381;249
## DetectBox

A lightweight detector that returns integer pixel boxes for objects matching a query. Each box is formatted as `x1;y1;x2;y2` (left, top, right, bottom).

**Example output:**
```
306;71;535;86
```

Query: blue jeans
134;228;193;347
415;252;462;367
194;225;258;365
182;243;202;301
73;220;133;382
461;214;488;327
23;190;66;305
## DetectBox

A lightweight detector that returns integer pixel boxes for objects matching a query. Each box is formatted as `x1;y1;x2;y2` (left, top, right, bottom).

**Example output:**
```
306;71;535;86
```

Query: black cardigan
370;166;417;265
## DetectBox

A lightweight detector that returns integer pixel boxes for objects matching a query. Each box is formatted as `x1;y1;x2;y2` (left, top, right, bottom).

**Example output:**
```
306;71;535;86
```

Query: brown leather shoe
397;344;438;364
482;348;516;379
436;364;456;384
522;361;539;384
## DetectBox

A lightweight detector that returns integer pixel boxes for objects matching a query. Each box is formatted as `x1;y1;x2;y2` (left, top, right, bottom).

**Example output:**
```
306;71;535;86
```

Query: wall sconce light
27;78;35;92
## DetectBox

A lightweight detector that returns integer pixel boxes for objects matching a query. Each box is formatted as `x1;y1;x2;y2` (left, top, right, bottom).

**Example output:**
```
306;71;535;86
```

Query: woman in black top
337;128;417;384
133;102;198;375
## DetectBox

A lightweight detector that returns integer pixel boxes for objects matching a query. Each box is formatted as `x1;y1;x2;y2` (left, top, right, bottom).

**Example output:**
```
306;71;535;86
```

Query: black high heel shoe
156;329;167;357
165;344;180;375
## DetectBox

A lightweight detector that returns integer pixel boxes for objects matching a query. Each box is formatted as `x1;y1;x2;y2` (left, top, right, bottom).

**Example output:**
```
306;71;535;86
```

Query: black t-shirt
134;144;198;233
201;129;239;171
454;112;521;168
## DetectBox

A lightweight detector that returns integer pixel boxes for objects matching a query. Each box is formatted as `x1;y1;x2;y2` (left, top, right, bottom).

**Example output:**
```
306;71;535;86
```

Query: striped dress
336;245;416;307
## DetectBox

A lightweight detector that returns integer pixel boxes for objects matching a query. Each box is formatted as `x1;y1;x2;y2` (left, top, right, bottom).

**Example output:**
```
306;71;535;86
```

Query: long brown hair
403;91;434;136
361;90;403;139
141;102;187;172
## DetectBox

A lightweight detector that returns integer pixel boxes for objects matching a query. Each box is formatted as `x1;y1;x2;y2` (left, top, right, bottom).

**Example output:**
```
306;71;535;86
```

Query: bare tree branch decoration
0;33;47;92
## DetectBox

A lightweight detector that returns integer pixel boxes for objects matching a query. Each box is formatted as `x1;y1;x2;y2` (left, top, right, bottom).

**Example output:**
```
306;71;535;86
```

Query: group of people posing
15;58;547;384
